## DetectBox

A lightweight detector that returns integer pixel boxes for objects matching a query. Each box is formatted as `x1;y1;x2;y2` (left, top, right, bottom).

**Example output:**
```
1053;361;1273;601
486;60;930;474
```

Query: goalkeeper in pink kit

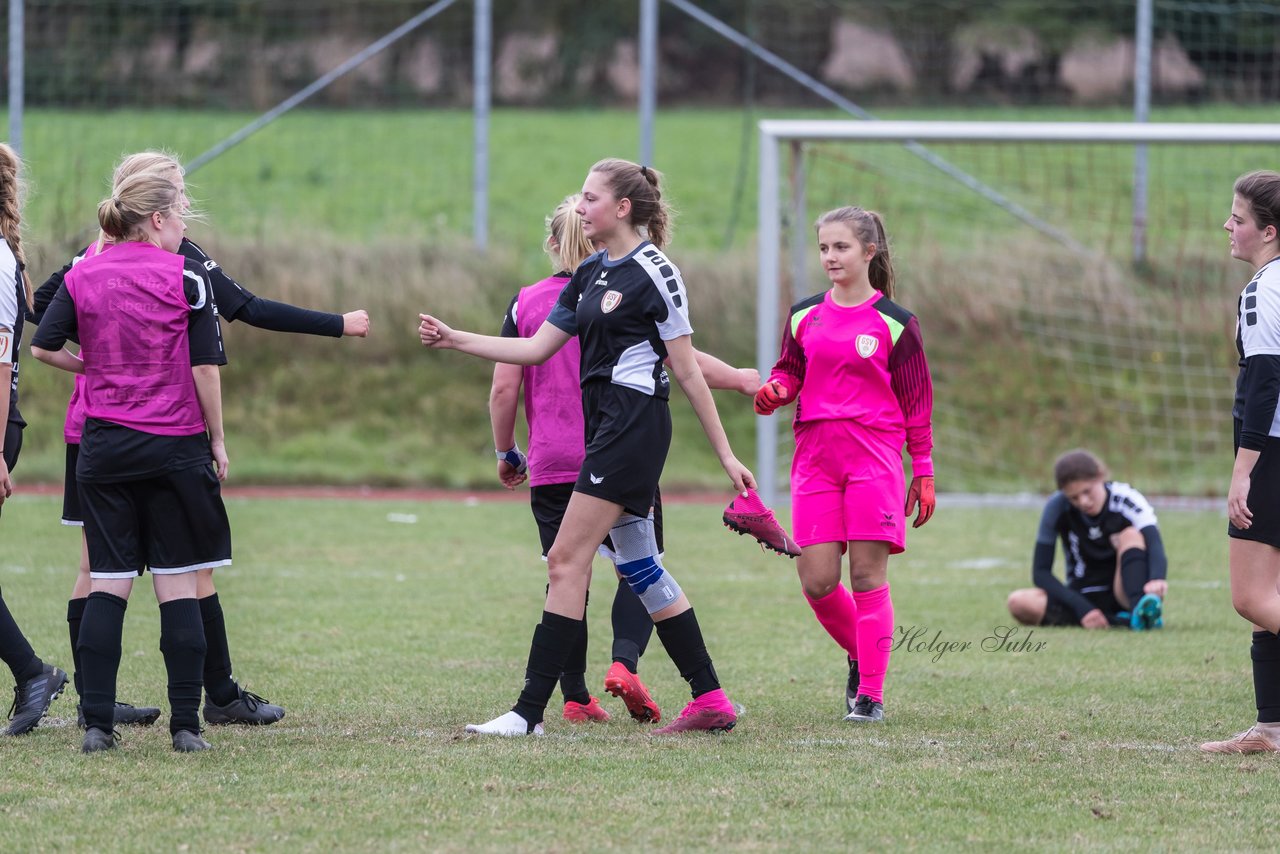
755;205;935;723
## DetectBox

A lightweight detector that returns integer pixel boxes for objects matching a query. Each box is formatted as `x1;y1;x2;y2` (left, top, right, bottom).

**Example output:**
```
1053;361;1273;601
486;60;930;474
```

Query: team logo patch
856;334;878;358
601;290;623;313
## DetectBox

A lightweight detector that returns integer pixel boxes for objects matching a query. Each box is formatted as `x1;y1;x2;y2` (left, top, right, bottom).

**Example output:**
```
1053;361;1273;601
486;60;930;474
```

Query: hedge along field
9;104;1280;492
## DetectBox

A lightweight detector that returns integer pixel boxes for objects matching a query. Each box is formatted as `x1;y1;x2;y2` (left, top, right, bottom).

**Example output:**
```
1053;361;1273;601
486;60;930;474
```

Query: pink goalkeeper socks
804;583;860;662
851;583;894;703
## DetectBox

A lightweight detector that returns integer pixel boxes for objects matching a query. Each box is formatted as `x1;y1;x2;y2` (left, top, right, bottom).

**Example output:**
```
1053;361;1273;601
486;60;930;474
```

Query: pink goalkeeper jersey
769;289;934;476
64;242;206;436
507;275;585;486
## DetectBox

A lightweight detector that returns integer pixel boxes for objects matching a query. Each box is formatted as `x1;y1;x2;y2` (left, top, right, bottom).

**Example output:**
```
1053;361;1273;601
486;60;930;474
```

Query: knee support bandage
610;513;681;614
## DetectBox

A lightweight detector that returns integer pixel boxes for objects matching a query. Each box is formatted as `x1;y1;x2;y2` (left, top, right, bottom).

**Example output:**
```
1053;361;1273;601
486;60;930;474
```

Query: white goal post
755;120;1280;506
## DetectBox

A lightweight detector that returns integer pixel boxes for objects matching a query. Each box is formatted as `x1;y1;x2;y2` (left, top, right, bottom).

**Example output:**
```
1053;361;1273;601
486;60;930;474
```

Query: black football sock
654;608;721;699
77;592;127;732
611;580;653;673
513;611;582;726
199;594;238;706
160;598;207;735
1119;549;1151;607
1253;630;1280;724
0;588;41;683
67;597;87;699
559;605;590;706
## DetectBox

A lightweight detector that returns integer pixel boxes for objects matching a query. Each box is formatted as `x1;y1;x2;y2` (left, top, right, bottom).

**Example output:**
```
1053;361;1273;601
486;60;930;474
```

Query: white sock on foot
464;710;545;736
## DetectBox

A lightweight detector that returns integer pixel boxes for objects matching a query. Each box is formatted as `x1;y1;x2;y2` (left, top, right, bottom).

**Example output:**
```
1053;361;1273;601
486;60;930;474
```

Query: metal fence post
639;0;658;166
473;0;491;252
1133;0;1153;266
8;0;23;154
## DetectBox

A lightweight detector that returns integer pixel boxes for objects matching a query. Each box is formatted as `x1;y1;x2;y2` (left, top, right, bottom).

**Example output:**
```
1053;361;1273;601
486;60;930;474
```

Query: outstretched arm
666;335;755;493
232;294;360;338
688;348;759;396
419;314;570;366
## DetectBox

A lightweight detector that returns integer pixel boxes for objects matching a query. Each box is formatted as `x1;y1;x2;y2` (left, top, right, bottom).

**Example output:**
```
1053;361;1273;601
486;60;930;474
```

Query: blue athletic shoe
1130;594;1163;631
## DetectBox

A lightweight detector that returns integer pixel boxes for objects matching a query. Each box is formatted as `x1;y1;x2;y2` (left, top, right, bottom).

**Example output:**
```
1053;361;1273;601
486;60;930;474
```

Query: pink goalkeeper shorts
790;419;906;554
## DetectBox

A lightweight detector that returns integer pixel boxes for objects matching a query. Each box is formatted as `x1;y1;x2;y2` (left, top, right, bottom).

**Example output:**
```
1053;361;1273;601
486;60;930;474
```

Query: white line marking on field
947;557;1011;570
1108;742;1183;752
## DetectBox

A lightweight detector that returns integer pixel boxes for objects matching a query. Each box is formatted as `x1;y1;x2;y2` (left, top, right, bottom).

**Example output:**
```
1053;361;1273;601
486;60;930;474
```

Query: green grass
0;493;1273;850
15;104;1280;266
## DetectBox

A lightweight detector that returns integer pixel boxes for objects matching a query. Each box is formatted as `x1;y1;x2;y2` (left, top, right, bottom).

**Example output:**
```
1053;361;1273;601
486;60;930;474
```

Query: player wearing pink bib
756;205;935;724
32;172;230;753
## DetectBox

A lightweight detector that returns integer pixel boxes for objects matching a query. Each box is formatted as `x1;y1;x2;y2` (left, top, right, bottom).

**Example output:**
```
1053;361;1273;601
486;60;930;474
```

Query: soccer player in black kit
1007;449;1167;631
31;151;369;729
0;142;69;736
421;158;752;736
1202;170;1280;754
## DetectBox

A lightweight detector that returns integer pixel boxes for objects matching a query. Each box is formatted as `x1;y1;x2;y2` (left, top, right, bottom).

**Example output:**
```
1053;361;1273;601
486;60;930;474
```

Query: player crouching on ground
1007;449;1168;632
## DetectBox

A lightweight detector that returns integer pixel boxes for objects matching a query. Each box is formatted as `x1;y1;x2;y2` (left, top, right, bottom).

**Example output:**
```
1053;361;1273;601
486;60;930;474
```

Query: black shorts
1;419;20;520
3;417;22;471
1229;440;1280;549
80;464;232;578
1042;588;1123;627
575;384;671;518
62;443;84;526
530;481;665;557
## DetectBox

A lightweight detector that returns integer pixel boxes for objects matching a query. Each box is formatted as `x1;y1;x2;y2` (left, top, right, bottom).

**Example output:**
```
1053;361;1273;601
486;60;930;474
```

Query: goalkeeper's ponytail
865;210;895;299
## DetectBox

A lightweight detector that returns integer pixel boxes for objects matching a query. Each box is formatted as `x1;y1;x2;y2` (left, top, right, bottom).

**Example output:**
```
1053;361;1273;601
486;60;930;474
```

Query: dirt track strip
14;482;732;504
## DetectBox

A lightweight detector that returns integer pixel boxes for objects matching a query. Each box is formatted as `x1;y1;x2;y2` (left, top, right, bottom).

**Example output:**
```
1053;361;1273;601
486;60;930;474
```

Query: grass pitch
0;492;1272;851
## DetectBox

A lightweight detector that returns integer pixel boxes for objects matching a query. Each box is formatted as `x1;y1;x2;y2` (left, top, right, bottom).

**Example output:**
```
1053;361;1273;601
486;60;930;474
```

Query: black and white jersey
179;237;250;320
546;242;692;399
1036;481;1159;594
0;238;25;425
1234;256;1280;451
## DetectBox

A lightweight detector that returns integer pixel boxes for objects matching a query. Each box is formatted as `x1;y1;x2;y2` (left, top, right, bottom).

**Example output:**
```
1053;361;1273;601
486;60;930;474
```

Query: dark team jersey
1032;481;1166;619
546;243;692;399
1;239;26;427
1233;256;1280;451
32;255;225;482
31;237;343;341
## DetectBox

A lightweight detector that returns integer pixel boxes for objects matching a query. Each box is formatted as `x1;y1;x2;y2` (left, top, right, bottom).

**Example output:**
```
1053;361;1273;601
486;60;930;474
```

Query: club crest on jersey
856;334;878;358
601;290;623;313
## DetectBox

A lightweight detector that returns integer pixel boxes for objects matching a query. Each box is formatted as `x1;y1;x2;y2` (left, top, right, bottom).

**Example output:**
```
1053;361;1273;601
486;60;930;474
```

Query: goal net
755;120;1280;502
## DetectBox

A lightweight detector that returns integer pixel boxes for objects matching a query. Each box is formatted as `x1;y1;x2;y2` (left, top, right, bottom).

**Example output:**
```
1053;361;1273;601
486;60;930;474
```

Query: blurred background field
4;0;1280;495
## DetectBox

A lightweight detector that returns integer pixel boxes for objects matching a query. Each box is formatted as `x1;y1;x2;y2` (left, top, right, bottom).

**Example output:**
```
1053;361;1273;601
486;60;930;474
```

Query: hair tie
640;165;653;184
